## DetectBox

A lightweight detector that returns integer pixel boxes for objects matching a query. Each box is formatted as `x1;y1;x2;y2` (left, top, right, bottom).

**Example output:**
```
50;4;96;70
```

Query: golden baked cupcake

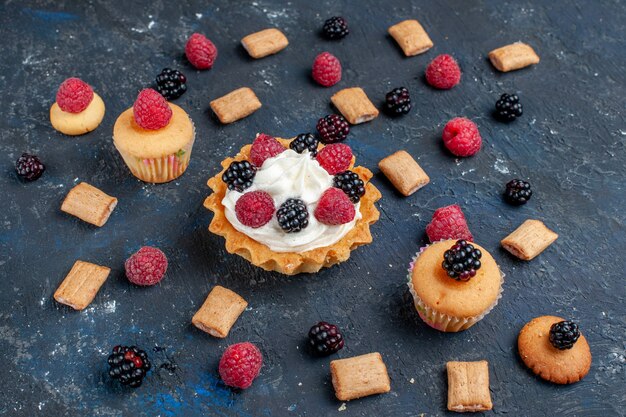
113;88;195;183
204;133;381;275
408;239;503;332
50;77;105;136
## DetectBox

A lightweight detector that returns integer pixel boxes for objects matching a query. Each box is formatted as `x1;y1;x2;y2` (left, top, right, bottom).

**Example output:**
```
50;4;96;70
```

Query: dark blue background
1;1;625;416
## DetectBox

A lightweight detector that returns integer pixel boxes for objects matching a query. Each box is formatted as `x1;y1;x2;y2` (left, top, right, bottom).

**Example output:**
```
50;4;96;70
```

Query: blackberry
222;160;256;192
308;321;344;355
155;68;187;100
290;133;319;156
442;239;482;281
504;179;532;205
316;114;350;144
495;93;523;122
549;320;580;350
15;153;45;181
333;170;365;203
384;87;411;116
322;16;349;40
107;345;151;388
277;198;309;233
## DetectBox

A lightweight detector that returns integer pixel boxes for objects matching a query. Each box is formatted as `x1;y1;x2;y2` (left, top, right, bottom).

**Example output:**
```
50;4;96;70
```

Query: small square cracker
447;360;493;412
330;352;391;401
192;285;248;338
210;87;262;124
488;42;540;72
388;19;433;56
501;219;558;260
61;182;117;227
241;28;289;59
378;150;429;196
54;260;110;310
331;87;379;125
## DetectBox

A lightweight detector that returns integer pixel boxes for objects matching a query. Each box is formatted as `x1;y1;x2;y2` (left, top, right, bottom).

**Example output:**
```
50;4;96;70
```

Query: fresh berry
504;179;532;205
316;143;352;175
495;93;523;122
425;204;473;243
235;191;275;228
250;133;284;167
218;342;263;389
316;114;350;144
312;52;342;87
308;321;344;355
333;170;365;203
107;345;151;388
15;153;45;181
222;160;256;192
185;33;218;70
314;188;355;225
155;68;187;100
322;16;349;40
289;133;319;156
442;239;482;281
425;54;461;90
442;117;482;157
133;88;172;130
125;246;168;286
384;87;411;116
549;320;581;350
277;198;309;233
56;77;94;113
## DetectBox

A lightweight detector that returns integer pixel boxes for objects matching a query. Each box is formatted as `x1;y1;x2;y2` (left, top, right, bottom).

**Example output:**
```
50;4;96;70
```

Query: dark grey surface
1;0;625;416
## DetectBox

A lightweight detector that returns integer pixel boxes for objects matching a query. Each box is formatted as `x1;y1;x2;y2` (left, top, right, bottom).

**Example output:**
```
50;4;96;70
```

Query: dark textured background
1;0;625;416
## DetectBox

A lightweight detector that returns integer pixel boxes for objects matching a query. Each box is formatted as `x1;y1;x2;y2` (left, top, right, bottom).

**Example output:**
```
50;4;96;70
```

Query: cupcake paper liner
407;240;504;332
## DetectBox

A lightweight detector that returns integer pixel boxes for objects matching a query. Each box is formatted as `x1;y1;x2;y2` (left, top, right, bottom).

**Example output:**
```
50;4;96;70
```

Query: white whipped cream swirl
222;149;361;253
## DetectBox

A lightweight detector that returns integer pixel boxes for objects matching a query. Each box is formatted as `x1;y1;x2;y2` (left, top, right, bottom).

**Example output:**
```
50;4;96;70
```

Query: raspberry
314;188;355;225
308;322;344;355
425;54;461;90
249;133;285;167
125;246;168;286
442;117;482;157
316;114;350;144
133;88;172;130
442;239;482;281
218;342;263;389
235;191;275;228
107;345;151;388
185;33;218;70
316;143;352;175
15;153;45;181
312;52;341;87
56;77;94;113
322;16;349;40
425;205;473;243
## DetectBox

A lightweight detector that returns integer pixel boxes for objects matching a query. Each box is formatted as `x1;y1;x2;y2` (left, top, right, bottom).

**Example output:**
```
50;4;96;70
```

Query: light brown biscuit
488;42;540;72
378;150;429;196
50;93;106;136
54;260;110;310
501;219;558;260
518;315;592;384
241;28;289;59
330;352;391;401
61;182;118;227
210;87;262;124
192;285;248;338
331;87;379;125
388;19;433;56
446;360;493;412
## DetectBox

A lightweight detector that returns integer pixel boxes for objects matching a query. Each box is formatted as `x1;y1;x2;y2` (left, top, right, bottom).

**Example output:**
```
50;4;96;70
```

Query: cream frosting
222;149;361;253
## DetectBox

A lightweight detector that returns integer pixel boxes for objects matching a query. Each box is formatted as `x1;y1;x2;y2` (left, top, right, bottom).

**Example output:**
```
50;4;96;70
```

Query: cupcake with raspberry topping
204;134;381;275
113;88;195;183
50;77;105;136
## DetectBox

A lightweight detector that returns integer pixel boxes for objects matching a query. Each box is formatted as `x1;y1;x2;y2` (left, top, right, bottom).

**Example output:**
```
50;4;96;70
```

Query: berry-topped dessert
113;88;195;183
50;77;105;135
408;239;503;332
204;134;381;275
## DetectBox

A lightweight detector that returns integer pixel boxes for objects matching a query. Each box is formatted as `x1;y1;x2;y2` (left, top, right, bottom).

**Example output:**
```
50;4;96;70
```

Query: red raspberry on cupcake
219;342;263;389
442;117;482;157
426;54;461;90
125;246;168;286
185;33;218;70
133;88;172;130
312;52;342;87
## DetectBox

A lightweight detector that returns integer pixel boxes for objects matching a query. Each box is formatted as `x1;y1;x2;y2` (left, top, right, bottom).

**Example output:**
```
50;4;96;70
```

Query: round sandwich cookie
518;315;592;384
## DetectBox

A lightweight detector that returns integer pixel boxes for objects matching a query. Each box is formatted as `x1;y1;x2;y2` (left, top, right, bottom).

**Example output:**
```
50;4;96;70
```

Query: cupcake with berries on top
204;132;381;275
113;88;195;183
50;77;105;135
